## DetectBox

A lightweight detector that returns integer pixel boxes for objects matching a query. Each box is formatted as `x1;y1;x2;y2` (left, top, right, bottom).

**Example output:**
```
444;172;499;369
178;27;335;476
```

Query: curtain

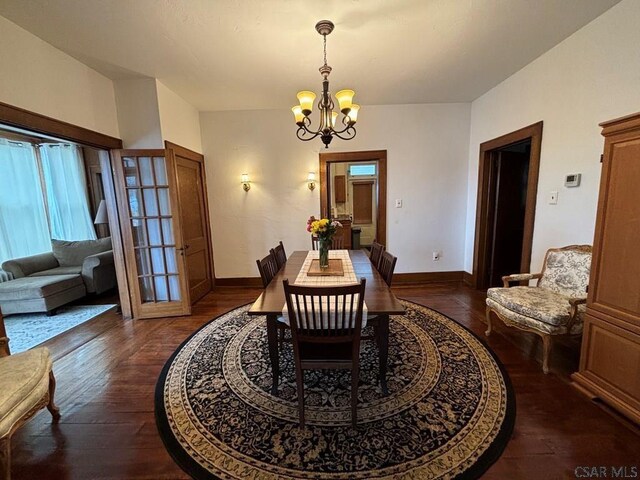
0;140;51;264
40;144;97;241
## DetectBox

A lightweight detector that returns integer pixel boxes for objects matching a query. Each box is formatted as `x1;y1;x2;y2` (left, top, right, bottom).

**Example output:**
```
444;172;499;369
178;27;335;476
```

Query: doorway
319;150;387;247
472;122;543;289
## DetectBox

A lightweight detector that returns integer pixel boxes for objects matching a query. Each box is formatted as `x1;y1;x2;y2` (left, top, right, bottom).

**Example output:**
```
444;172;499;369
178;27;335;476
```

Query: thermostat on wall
565;173;581;187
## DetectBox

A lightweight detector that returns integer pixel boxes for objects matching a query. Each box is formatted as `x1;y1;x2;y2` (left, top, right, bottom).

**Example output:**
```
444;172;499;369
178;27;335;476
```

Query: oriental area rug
155;301;515;479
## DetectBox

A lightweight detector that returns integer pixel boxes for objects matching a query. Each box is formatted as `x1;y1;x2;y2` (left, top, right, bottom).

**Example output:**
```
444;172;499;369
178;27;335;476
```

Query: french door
111;149;191;318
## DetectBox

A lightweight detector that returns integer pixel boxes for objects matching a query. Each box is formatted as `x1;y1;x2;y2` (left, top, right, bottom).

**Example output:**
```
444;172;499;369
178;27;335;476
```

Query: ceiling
0;0;621;111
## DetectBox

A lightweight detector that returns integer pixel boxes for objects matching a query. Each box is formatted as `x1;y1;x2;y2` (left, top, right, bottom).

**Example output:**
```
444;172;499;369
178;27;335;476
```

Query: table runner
282;250;367;327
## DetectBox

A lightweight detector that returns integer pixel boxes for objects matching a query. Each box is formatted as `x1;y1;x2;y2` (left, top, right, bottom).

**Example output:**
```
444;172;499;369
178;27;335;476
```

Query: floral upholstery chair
485;245;592;373
0;312;60;479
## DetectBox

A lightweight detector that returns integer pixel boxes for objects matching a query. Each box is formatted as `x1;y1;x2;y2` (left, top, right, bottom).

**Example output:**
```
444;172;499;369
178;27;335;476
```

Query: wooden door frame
0;101;135;317
165;141;216;291
472;122;543;289
319;150;387;246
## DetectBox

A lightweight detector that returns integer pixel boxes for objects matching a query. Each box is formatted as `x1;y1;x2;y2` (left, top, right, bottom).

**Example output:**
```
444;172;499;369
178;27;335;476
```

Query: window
0;135;96;264
349;163;376;176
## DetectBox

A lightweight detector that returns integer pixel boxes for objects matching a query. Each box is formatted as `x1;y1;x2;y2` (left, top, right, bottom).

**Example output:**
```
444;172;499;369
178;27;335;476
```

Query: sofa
0;237;116;315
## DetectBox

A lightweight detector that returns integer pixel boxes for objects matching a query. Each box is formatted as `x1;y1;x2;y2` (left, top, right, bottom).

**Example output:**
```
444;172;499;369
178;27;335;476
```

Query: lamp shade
335;89;355;112
331;111;338;127
94;199;108;225
347;104;360;124
297;91;316;114
291;105;304;124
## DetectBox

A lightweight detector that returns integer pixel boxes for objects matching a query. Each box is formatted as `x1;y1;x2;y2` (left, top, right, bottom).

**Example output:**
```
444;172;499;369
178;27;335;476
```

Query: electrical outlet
395;199;403;208
548;191;558;205
432;251;440;261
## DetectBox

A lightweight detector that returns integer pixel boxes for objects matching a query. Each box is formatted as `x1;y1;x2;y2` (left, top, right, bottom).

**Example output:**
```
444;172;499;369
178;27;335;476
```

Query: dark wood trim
472;122;543;289
102;152;132;319
462;271;475;287
165;141;216;288
0;101;122;150
393;271;464;285
215;277;263;287
319;150;387;246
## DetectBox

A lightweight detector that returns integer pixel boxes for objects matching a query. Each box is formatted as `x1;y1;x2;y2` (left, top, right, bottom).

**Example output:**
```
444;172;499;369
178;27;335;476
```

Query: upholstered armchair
485;245;592;374
0;312;60;479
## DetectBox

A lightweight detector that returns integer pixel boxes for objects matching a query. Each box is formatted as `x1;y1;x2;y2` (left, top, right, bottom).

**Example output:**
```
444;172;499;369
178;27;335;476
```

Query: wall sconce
241;173;251;192
307;172;316;191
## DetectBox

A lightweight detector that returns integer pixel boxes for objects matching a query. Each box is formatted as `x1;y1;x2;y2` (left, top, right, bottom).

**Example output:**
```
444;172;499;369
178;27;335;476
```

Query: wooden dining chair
283;278;366;428
369;241;385;270
311;235;319;250
330;236;344;249
270;241;287;269
256;253;279;288
377;251;397;287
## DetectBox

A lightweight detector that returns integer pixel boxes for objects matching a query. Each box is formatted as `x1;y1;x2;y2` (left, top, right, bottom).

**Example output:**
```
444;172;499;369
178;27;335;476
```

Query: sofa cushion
0;275;83;301
0;347;52;437
486;286;582;327
30;266;82;277
51;237;112;267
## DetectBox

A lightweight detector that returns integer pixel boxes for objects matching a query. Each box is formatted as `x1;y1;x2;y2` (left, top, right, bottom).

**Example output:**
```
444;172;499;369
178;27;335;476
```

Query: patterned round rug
155;300;515;479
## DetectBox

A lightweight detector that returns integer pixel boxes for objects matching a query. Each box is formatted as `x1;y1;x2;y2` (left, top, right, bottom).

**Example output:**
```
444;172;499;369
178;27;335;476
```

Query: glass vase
318;237;330;269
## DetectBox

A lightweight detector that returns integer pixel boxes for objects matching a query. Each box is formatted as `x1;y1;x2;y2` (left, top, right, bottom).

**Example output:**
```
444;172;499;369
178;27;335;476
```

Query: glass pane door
112;149;190;318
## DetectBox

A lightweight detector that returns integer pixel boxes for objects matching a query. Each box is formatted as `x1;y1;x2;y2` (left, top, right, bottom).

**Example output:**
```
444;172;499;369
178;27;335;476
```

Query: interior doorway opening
472;122;543;290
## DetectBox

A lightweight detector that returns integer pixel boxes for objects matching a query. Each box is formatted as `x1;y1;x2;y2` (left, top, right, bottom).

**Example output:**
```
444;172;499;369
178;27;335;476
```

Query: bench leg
0;436;10;480
47;371;61;421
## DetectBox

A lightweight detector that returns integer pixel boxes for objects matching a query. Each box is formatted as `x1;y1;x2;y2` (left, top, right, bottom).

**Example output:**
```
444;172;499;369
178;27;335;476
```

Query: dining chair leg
266;315;280;395
351;366;359;429
378;315;390;395
296;368;305;428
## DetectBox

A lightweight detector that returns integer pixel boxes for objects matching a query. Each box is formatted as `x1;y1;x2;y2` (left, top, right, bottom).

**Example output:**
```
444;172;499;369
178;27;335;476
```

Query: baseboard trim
215;277;263;287
393;271;464;285
463;271;475;287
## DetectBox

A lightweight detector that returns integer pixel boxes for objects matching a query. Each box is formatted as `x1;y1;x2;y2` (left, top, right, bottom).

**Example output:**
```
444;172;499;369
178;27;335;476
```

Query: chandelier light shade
292;20;359;148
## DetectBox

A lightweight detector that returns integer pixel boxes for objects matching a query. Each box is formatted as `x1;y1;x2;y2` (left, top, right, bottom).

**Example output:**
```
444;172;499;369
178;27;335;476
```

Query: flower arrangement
306;216;342;240
306;216;342;268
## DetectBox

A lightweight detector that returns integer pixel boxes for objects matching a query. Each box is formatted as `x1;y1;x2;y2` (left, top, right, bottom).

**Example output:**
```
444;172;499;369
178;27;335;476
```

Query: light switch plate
548;191;558;204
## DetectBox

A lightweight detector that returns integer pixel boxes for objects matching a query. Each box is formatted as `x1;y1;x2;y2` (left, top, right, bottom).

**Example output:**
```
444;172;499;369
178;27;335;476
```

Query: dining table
248;250;406;395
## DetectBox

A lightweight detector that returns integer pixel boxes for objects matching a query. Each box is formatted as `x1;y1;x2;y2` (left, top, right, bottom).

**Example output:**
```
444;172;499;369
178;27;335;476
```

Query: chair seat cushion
0;348;52;437
0;274;83;301
487;286;577;327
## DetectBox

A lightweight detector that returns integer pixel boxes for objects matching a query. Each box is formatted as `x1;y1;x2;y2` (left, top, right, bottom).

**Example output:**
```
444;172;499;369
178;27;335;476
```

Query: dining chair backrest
377;250;397;287
256;253;279;288
370;241;385;270
270;241;287;269
311;235;319;250
331;236;344;250
283;278;366;341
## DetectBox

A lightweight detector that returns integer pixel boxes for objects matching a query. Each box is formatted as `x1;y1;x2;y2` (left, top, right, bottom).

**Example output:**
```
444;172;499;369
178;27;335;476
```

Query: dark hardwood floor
10;283;640;479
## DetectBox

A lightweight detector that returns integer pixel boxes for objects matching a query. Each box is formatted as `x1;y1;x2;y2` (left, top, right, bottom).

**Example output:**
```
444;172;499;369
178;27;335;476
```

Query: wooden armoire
572;112;640;424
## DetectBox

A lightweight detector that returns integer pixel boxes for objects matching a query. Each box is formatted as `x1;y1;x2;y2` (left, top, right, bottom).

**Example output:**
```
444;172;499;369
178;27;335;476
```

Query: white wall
114;78;163;149
464;0;640;274
0;16;119;137
157;81;203;154
201;103;471;278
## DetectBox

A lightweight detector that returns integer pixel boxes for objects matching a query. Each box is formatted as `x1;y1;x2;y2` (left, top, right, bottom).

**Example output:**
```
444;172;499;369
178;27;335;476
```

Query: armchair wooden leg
47;371;61;421
0;436;10;480
485;306;493;336
541;334;552;374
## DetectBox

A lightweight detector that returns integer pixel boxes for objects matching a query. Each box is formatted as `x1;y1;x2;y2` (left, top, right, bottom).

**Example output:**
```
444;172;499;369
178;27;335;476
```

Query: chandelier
292;20;359;148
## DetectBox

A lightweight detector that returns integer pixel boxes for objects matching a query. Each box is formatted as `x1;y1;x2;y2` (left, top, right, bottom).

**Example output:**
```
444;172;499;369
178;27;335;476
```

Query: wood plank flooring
9;283;640;479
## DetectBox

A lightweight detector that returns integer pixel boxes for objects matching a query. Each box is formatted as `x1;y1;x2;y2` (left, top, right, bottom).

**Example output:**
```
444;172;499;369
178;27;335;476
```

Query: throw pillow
51;237;112;267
